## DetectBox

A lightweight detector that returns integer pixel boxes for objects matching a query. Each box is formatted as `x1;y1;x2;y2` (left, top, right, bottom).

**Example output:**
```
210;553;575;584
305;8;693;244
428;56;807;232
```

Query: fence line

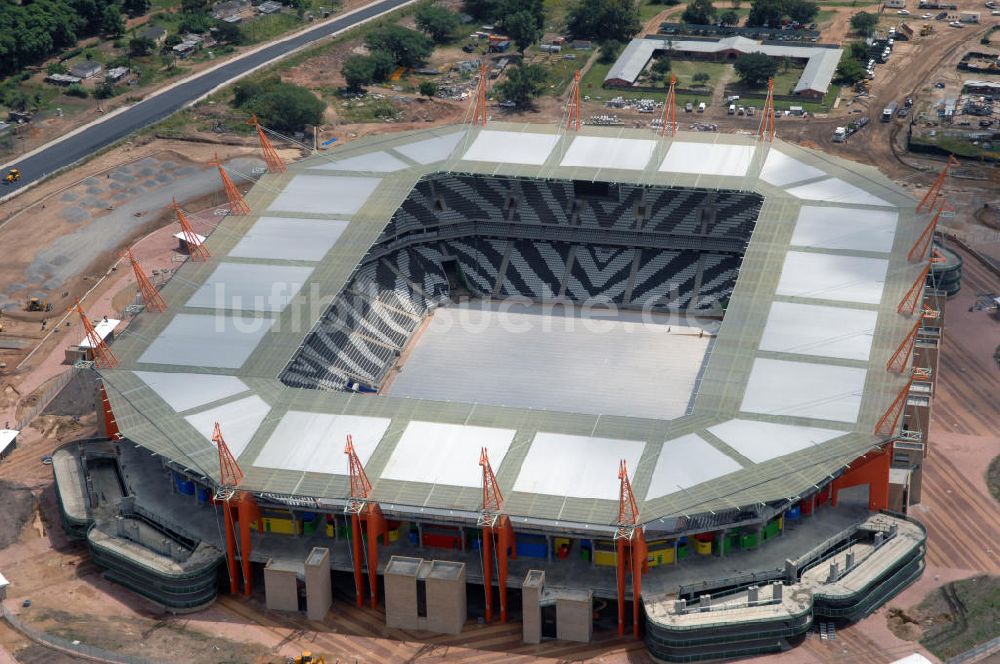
1;602;162;664
14;367;78;432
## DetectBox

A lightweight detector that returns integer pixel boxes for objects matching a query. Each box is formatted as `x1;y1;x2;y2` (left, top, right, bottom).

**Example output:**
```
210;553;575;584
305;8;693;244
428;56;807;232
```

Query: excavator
288;653;326;664
4;168;20;184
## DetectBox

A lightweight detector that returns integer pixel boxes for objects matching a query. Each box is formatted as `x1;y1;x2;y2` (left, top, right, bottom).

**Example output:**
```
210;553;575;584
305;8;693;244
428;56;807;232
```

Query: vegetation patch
988;452;1000;504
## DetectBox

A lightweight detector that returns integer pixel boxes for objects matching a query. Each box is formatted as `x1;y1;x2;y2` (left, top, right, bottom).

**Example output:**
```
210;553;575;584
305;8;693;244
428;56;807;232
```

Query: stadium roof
100;123;921;533
606;37;843;94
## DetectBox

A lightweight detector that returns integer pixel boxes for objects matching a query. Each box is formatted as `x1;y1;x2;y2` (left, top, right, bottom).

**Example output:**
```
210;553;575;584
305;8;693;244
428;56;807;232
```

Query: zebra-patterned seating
500;241;570;299
564;245;634;303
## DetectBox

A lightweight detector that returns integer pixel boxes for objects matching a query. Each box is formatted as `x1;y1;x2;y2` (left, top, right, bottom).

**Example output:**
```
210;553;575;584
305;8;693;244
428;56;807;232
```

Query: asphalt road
1;0;412;195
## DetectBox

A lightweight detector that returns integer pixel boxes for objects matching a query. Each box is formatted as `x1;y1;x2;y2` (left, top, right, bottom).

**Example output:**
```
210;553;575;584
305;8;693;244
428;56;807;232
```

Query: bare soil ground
0;480;36;551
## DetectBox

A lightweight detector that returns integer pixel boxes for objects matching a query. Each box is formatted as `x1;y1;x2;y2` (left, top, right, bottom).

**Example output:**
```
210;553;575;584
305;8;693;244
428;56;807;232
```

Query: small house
64;318;120;364
212;0;250;19
140;26;168;46
258;1;283;14
884;0;906;7
46;73;83;86
69;61;103;80
105;66;130;83
172;40;200;58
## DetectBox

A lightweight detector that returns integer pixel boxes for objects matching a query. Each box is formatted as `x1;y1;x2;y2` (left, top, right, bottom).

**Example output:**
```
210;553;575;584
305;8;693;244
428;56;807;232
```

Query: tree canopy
364;25;434;68
720;9;740;25
504;10;542;53
415;2;460;43
733;52;778;86
495;61;548;108
746;0;817;27
567;0;641;42
849;11;878;36
342;55;377;92
834;52;866;84
681;0;716;25
233;78;326;133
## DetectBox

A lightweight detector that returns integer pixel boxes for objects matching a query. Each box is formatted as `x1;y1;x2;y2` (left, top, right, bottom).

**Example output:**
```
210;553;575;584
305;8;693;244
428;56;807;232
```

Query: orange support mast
660;75;677;137
898;261;931;316
345;435;386;609
886;306;938;373
479;447;515;623
874;374;914;438
210;153;251;216
916;155;958;213
758;78;776;142
566;70;582;131
908;203;943;263
212;422;259;597
172;197;212;261
615;460;647;638
472;62;489;126
74;300;118;369
247;113;286;173
124;248;166;313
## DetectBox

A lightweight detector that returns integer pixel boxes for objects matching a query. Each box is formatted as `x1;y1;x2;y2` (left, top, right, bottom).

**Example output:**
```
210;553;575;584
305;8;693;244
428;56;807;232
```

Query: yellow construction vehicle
4;168;20;184
288;653;326;664
920;24;933;36
25;298;51;312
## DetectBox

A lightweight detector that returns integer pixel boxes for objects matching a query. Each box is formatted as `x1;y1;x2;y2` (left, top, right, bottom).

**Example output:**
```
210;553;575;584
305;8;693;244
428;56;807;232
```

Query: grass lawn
668;59;731;88
533;52;589;96
918;576;1000;660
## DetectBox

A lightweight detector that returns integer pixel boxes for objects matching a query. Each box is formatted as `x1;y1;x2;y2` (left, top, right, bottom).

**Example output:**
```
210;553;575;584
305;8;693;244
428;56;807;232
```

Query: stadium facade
54;123;938;660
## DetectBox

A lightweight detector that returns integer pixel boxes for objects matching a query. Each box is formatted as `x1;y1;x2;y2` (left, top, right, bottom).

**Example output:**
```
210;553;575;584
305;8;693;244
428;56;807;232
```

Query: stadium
54;123;935;661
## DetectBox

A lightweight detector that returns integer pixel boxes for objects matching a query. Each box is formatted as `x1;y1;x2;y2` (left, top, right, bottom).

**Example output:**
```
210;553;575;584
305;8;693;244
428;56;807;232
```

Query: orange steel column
482;525;494;622
75;300;118;369
908;204;943;262
364;507;385;609
237;494;259;597
99;384;120;439
917;155;958;213
472;62;489;126
875;376;914;438
351;513;364;607
631;531;647;638
566;70;581;131
660;75;677;137
247;114;287;173
497;519;513;622
616;537;628;636
210;153;251;216
759;78;776;142
223;504;239;594
898;261;931;316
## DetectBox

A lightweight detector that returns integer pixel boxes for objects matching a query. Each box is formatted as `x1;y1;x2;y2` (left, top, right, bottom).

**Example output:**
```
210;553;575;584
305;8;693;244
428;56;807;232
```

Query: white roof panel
659;142;756;177
759;301;878;361
462;130;559;166
252;412;390;474
644;433;743;500
138;313;274;368
740;357;867;423
380;421;516;487
513;432;645;500
776;251;888;304
393;130;465;164
708;419;845;464
314;151;409;173
185;263;313;313
786;178;893;207
759;149;825;187
791;205;898;253
79;318;120;348
560;136;656;171
228;217;349;262
185;395;271;459
133;371;249;412
267;175;381;215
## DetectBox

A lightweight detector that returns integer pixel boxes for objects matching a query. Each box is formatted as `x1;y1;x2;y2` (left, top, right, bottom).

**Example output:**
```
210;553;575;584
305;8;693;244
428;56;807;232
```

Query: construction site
0;65;967;663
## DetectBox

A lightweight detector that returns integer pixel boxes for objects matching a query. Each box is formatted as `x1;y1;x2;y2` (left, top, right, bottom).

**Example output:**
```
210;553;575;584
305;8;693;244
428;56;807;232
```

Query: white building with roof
605;36;843;98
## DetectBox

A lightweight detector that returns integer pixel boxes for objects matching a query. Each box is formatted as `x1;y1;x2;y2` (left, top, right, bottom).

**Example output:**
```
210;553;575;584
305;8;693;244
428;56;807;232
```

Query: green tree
101;5;125;37
463;0;501;20
734;52;777;86
235;80;326;132
846;40;869;60
784;0;817;23
598;39;623;64
504;10;542;54
494;61;547;108
342;55;376;91
364;25;433;68
419;80;438;97
180;12;214;33
46;61;69;74
746;0;782;26
681;0;716;24
181;0;210;13
66;84;89;97
652;54;672;78
503;0;544;28
693;71;710;84
128;36;155;56
567;0;640;41
849;11;878;36
834;53;866;84
122;0;151;16
720;9;740;24
94;81;118;98
369;49;397;81
415;3;460;43
214;19;245;44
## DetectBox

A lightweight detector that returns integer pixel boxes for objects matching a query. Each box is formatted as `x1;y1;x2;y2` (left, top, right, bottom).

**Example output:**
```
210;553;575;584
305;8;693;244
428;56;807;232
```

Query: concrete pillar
263;560;299;612
304;547;332;621
784;558;796;583
555;589;592;643
384;556;421;630
699;594;711;611
747;585;758;603
522;570;544;644
773;582;783;601
875;531;885;547
716;530;725;558
674;598;686;613
426;561;466;635
846;551;855;570
828;561;839;582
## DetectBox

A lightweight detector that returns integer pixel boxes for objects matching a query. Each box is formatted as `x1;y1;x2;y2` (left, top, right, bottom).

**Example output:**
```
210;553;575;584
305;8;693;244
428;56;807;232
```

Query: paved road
1;0;411;194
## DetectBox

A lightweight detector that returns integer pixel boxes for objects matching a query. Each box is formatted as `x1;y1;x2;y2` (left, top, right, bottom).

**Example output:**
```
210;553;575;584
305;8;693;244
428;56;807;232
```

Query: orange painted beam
831;444;892;511
351;513;364;607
